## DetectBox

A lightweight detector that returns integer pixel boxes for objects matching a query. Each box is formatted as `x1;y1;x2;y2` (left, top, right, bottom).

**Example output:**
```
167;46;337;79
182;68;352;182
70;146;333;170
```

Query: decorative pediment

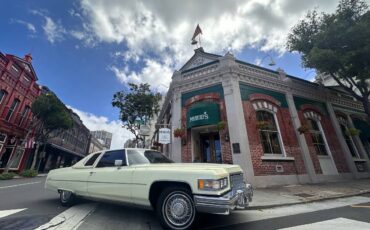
180;49;220;72
11;56;38;81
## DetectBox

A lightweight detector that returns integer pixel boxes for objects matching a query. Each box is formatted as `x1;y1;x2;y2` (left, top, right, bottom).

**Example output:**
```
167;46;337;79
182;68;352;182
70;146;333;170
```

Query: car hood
136;163;243;175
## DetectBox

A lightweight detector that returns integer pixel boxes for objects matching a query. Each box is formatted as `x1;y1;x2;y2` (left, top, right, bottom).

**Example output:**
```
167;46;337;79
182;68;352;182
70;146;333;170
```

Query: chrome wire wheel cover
162;192;195;229
61;190;72;202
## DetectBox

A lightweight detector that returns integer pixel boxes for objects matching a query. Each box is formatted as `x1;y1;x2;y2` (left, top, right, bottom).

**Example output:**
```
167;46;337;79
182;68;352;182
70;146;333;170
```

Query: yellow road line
351;205;370;208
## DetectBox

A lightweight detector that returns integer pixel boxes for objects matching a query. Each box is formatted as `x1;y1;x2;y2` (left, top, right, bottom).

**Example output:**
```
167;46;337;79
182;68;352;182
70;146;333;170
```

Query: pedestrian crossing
0;208;26;219
280;218;370;230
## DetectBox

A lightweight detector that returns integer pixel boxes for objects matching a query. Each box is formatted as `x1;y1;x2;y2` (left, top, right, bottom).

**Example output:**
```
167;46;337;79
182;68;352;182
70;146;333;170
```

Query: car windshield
127;149;174;165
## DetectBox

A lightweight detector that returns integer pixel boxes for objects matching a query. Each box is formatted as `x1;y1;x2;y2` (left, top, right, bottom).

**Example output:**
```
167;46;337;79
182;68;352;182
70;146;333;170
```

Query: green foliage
19;169;38;177
287;0;370;117
0;172;16;180
112;83;161;141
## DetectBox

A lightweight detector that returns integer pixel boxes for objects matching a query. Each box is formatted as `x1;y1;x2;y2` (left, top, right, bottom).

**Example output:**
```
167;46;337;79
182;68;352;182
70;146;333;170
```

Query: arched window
307;118;328;155
256;110;283;155
337;116;360;158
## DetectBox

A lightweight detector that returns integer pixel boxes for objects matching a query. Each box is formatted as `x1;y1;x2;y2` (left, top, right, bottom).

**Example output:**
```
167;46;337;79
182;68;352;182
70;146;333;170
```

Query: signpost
158;128;171;144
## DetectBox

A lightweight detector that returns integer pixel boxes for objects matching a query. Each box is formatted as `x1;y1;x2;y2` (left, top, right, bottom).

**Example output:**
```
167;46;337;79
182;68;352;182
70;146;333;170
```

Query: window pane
144;150;174;163
96;150;126;167
85;152;101;166
270;132;282;154
127;150;150;165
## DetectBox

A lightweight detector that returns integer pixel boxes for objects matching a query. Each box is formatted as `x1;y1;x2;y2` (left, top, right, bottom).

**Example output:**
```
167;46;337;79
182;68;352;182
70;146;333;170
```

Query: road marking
0;208;27;218
351;205;370;208
202;196;370;229
0;181;41;189
35;203;97;230
279;217;370;230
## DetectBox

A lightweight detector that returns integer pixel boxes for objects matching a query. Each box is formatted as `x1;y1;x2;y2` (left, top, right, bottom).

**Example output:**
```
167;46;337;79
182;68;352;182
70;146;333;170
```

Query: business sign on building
158;128;171;144
186;102;220;128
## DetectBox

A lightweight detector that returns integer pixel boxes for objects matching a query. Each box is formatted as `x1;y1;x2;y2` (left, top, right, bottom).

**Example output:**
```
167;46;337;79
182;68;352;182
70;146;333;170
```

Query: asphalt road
199;195;370;229
0;176;67;230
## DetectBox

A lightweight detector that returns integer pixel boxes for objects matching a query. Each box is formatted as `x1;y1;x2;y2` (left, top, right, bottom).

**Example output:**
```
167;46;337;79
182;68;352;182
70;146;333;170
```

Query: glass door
200;133;222;163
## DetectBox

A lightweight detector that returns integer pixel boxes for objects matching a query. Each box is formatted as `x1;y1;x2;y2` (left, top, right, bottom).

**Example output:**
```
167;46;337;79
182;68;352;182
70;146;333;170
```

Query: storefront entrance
200;133;222;163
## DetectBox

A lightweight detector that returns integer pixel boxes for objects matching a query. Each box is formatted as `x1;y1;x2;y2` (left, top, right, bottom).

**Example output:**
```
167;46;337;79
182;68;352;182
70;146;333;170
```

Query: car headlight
198;177;228;190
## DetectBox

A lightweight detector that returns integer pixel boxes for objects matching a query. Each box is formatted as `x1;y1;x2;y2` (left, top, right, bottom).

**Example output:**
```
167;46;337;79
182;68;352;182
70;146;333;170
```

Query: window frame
306;118;331;156
5;99;20;121
95;149;127;168
255;109;286;156
0;90;7;104
337;119;361;159
18;106;30;126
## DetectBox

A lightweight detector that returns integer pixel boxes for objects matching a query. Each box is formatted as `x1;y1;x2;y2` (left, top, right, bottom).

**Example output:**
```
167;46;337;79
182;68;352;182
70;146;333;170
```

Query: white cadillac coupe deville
45;148;253;230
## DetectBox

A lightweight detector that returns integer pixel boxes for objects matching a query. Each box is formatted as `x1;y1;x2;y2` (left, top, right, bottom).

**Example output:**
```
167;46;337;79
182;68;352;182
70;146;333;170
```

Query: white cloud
43;16;66;43
71;0;362;87
68;106;134;149
11;19;36;33
31;9;66;43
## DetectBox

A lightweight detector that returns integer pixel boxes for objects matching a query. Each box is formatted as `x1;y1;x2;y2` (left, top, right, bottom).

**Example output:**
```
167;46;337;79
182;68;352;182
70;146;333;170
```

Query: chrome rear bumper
194;183;253;215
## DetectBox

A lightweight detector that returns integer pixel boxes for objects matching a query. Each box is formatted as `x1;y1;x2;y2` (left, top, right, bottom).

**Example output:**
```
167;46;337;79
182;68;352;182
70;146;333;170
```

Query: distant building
91;130;112;149
36;86;90;172
88;135;105;153
0;52;41;172
124;138;136;148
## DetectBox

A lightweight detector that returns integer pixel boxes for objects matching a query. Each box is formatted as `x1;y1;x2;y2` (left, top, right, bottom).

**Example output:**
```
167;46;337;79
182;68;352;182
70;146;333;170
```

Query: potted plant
217;121;226;131
174;128;186;138
256;121;269;130
345;127;360;136
297;124;309;134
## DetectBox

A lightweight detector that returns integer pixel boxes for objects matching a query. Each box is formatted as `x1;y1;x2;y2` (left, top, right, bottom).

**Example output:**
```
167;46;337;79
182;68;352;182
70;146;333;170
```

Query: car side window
84;152;101;166
96;150;126;168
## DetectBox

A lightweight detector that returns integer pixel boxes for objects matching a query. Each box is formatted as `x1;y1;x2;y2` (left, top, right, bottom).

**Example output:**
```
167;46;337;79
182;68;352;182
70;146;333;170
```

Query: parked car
45;148;253;230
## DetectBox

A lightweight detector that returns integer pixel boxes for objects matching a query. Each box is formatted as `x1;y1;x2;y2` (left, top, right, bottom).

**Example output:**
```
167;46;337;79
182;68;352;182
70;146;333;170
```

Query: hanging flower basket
217;121;226;131
297;124;309;134
256;121;269;130
345;127;360;136
174;128;186;138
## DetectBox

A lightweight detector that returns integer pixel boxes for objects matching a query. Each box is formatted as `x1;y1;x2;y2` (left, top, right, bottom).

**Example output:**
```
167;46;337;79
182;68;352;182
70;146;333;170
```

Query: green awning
186;102;220;128
353;119;370;138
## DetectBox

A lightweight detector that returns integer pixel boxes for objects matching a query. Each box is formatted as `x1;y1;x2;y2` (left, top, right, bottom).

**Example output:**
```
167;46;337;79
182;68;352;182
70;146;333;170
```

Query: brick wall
242;95;306;176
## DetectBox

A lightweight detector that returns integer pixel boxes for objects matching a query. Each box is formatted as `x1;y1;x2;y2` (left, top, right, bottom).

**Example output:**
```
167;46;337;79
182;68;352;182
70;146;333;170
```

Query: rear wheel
156;186;196;230
59;190;75;207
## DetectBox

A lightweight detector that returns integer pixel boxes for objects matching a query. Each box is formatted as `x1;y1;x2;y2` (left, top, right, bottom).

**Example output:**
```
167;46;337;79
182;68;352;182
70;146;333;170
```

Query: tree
29;93;73;170
287;0;370;118
112;83;161;145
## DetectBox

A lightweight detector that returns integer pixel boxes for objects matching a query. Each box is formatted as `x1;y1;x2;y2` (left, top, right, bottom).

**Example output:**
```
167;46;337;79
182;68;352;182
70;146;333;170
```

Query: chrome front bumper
194;183;253;215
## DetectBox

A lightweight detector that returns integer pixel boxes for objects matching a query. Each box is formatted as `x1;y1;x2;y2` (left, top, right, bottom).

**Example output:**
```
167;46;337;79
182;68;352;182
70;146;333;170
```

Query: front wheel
59;190;75;207
156;186;197;230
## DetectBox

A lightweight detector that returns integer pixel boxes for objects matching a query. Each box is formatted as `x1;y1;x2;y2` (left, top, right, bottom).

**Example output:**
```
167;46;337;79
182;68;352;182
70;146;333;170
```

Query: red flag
191;24;202;41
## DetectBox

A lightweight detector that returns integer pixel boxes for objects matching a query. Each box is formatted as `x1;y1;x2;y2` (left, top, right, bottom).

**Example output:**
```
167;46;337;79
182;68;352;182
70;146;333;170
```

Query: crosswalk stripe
0;182;41;189
279;217;370;230
0;208;27;219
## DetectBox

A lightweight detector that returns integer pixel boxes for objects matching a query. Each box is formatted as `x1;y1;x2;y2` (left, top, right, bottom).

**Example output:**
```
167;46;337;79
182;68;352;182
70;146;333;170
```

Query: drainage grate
294;193;315;198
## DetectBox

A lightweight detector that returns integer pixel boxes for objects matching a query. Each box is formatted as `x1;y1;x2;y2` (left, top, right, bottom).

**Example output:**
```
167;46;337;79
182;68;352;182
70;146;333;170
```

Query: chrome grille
230;173;245;190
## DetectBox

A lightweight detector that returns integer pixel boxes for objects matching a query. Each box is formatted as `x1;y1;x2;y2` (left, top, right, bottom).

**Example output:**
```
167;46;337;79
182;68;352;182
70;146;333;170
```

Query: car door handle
89;172;95;175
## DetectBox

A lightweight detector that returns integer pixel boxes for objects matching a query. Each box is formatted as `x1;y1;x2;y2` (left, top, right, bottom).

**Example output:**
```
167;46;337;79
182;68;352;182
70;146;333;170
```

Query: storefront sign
187;102;220;128
158;128;171;144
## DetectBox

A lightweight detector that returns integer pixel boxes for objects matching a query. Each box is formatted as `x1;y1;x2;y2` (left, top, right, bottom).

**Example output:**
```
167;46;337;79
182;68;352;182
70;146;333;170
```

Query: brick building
157;48;370;187
0;52;41;172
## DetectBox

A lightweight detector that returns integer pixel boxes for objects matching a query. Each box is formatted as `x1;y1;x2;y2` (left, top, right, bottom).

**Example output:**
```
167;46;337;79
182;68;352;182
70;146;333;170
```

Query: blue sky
1;0;346;148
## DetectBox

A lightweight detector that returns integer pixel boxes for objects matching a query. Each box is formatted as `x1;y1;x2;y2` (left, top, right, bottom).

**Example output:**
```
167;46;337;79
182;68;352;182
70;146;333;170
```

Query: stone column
326;102;358;178
285;92;317;183
171;90;182;163
222;79;255;183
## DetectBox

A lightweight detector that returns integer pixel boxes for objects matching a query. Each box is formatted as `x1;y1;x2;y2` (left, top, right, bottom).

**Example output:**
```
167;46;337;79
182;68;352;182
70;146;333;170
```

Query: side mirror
114;160;123;167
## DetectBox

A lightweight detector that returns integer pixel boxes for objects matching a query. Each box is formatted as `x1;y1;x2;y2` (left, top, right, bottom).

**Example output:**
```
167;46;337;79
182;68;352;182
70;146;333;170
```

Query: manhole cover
294;193;314;198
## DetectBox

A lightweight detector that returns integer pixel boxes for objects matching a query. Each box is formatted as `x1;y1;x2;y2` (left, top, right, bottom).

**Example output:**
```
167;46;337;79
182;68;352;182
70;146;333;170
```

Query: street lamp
260;54;276;67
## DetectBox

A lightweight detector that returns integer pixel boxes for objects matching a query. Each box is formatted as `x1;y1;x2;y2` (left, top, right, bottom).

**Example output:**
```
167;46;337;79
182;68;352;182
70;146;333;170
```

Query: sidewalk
248;178;370;210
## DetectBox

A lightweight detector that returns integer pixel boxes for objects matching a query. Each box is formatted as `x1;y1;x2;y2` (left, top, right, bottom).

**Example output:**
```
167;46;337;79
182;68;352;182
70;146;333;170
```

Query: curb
245;190;370;210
